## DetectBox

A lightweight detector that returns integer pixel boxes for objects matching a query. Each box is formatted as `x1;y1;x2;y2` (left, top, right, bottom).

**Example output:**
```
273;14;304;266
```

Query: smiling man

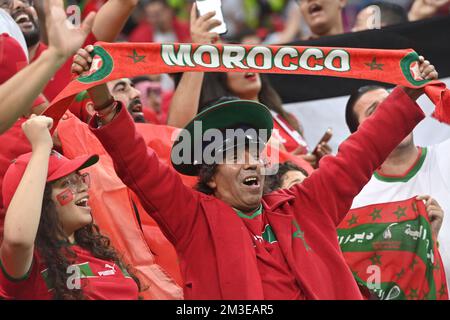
297;0;347;39
73;45;438;299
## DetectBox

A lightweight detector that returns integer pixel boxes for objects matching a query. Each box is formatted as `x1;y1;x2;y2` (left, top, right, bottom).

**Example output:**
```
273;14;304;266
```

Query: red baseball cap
2;150;99;209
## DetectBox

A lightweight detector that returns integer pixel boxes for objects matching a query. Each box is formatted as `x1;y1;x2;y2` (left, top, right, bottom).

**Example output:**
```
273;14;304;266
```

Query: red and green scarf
43;42;450;129
338;197;448;300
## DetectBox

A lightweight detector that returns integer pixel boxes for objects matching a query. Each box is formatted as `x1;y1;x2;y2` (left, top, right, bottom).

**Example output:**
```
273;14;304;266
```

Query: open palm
411;0;449;18
44;0;96;59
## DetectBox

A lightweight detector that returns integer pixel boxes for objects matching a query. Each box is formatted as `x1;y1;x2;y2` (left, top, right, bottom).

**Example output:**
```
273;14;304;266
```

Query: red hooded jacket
90;87;425;299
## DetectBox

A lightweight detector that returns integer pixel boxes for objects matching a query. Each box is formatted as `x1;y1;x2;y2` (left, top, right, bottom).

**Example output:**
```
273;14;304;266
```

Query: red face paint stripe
56;188;75;206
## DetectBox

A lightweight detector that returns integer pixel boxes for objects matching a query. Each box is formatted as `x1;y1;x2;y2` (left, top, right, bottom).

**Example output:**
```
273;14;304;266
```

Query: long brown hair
176;72;302;132
35;184;141;300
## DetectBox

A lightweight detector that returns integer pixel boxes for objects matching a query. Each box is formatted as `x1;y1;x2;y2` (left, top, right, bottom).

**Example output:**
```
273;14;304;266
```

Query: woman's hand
22;115;54;151
417;195;444;238
190;3;221;44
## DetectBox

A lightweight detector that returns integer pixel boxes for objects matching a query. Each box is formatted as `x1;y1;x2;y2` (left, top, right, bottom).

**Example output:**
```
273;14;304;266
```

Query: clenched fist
22;115;54;151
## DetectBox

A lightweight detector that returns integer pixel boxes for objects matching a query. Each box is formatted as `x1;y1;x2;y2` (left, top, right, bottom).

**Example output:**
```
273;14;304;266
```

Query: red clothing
0;245;138;300
272;112;309;154
128;20;190;43
91;87;424;299
143;108;161;125
237;206;304;300
32;33;97;102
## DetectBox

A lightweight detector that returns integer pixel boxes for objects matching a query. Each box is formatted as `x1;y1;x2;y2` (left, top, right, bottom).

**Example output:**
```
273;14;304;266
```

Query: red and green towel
338;197;448;300
44;42;450;130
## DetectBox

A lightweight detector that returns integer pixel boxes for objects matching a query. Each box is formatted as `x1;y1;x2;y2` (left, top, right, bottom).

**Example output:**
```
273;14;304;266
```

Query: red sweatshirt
90;87;425;299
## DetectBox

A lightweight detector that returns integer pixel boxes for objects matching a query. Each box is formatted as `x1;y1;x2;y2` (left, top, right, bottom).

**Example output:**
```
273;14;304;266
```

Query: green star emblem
421;290;430;300
293;220;312;251
407;288;419;300
128;49;146;64
395;268;405;280
369;208;382;221
365;57;384;70
370;253;382;266
439;284;447;297
393;206;407;220
347;214;358;226
409;258;418;271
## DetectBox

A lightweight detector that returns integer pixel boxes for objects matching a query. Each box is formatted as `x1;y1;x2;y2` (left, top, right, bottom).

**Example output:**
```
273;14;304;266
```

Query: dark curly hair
264;161;309;193
35;184;141;300
196;164;218;195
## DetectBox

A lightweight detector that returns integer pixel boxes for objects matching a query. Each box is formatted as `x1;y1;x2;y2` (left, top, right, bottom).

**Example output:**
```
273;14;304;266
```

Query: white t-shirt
351;139;450;291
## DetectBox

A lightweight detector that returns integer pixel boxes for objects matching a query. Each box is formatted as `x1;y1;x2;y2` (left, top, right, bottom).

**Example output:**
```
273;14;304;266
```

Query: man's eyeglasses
56;173;91;193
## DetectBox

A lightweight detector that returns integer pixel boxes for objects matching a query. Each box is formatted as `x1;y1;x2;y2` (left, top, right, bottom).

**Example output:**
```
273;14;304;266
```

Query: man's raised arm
291;58;438;227
0;0;95;133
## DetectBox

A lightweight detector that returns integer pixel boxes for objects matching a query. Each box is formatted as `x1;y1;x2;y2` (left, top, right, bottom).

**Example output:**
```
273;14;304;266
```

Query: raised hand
45;0;96;60
22;114;54;151
417;55;439;80
417;195;444;238
190;3;221;44
402;55;438;100
409;0;449;21
71;45;94;76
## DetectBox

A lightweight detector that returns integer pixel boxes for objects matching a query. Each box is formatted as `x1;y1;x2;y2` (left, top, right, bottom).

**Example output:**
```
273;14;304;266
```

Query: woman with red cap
0;115;140;300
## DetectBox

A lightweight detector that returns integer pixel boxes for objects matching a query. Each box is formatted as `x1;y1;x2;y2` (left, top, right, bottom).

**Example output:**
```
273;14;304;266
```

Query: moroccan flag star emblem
407;288;419;300
365;57;384;70
370;253;382;265
409;258;418;271
369;208;382;221
393;206;407;219
128;49;146;63
347;214;358;226
395;268;405;280
293;220;312;251
439;284;447;297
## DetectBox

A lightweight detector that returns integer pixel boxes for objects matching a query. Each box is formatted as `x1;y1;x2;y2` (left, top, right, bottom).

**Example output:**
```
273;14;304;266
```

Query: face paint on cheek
56;189;74;206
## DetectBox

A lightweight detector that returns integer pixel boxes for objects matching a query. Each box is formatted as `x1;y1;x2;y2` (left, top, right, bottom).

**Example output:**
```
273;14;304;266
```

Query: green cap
171;99;274;176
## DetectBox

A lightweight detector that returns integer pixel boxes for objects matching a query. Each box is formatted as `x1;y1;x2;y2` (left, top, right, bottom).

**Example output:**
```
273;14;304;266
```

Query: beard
132;113;147;123
12;10;41;48
24;26;40;47
128;99;147;123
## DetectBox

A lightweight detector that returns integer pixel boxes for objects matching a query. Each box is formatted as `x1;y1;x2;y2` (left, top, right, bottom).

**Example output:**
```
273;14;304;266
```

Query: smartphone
196;0;227;35
312;128;333;157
